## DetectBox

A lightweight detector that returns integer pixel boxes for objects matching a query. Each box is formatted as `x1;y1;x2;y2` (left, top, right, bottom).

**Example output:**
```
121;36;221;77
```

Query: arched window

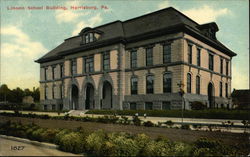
196;75;200;94
163;72;172;93
146;75;154;94
131;77;138;95
187;73;192;93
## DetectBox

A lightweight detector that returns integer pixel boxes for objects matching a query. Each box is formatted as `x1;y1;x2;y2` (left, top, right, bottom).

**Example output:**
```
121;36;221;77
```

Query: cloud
158;1;170;9
1;26;47;89
232;66;249;89
72;13;103;36
55;1;89;23
1;26;47;59
183;5;230;24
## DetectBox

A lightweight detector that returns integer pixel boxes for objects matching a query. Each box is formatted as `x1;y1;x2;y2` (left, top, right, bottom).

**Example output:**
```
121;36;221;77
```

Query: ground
0;137;82;156
0;115;248;146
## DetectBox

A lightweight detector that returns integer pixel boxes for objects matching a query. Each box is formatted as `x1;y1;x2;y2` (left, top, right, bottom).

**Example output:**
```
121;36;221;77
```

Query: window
71;59;77;75
85;34;89;43
163;44;171;63
85;56;94;73
52;104;56;111
209;54;214;71
226;61;229;76
225;83;228;98
187;73;191;93
44;67;48;80
196;76;200;94
220;59;223;74
52;66;56;80
146;75;154;94
130;50;137;68
103;51;110;71
60;64;64;78
145;102;153;110
197;48;201;66
60;84;64;99
89;33;94;42
220;82;223;97
188;44;192;64
162;101;171;110
52;85;55;99
44;105;48;111
85;33;95;44
163;73;172;93
45;86;48;100
131;77;138;95
146;48;153;66
130;102;137;110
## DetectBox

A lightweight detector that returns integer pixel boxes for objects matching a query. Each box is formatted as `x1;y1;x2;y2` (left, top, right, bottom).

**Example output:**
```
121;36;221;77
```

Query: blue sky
0;0;249;90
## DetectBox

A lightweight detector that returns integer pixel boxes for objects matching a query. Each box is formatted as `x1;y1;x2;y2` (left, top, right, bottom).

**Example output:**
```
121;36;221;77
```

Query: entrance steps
68;110;89;116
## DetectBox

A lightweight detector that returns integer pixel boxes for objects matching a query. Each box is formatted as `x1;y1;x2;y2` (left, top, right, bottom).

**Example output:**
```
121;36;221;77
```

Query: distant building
22;96;34;104
231;89;250;109
35;7;236;111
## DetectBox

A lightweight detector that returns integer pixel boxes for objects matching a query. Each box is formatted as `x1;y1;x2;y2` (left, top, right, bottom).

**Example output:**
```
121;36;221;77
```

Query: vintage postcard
0;0;249;156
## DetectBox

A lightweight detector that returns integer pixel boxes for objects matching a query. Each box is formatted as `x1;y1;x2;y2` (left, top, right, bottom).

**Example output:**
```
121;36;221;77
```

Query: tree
32;87;40;102
0;84;11;102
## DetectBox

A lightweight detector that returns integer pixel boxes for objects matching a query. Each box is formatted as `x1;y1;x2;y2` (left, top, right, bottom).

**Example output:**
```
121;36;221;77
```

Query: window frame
130;50;137;68
187;73;192;93
163;44;171;63
188;44;192;64
102;51;110;71
71;59;77;76
209;54;214;71
131;76;138;95
163;72;172;93
220;59;223;74
225;83;228;98
146;47;153;66
146;75;154;94
220;82;223;97
196;75;200;94
197;48;201;66
85;56;94;73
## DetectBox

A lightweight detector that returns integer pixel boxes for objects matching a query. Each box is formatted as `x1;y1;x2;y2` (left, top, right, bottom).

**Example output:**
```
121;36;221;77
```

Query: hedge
0;121;248;156
86;109;250;120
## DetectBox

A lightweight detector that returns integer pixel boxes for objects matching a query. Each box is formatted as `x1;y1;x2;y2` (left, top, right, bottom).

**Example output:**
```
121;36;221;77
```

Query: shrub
58;132;85;153
103;132;140;156
54;129;71;145
143;121;154;127
132;116;141;126
134;133;151;155
141;140;172;156
31;128;46;142
165;120;174;127
86;130;107;155
192;137;230;156
181;124;190;130
41;128;60;143
190;101;207;110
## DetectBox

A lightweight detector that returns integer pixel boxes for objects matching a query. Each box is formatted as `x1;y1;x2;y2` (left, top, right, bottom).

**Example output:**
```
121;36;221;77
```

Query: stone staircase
68;110;89;116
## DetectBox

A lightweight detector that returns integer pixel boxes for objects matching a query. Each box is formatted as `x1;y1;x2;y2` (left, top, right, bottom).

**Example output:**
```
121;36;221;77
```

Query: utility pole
177;81;185;125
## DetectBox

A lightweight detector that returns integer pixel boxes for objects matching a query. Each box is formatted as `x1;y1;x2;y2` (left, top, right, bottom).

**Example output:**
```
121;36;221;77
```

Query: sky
0;0;249;90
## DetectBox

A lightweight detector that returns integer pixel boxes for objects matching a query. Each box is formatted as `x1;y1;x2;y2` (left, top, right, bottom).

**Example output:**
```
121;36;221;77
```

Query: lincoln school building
35;7;236;111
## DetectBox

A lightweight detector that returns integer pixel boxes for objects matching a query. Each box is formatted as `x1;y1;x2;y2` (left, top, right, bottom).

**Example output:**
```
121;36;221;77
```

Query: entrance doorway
102;81;112;109
71;85;79;110
85;83;95;109
208;83;214;108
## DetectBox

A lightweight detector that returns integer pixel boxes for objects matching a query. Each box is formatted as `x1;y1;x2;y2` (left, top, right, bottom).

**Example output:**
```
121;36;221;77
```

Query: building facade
36;7;236;111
